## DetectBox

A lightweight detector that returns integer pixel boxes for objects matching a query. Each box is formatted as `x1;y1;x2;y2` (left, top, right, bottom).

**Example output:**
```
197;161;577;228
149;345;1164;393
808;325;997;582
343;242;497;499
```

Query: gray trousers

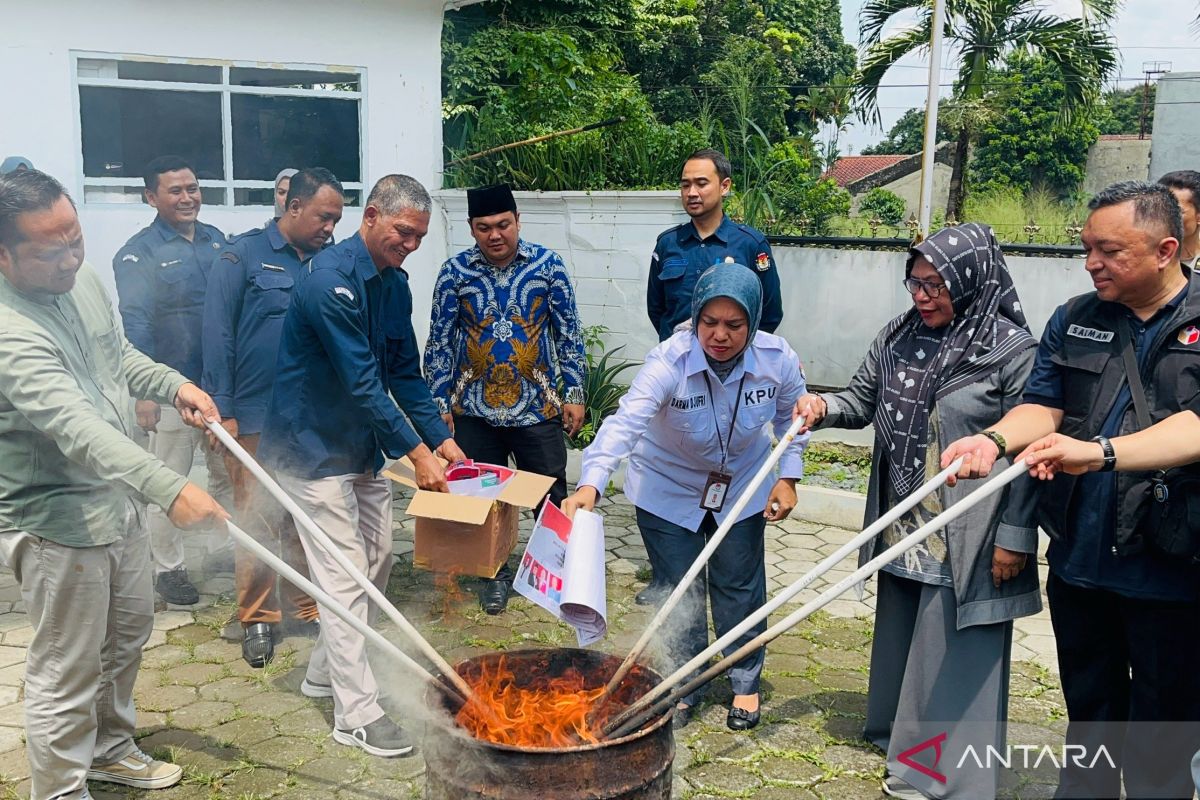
865;570;1012;800
277;471;393;730
145;405;232;574
0;508;152;800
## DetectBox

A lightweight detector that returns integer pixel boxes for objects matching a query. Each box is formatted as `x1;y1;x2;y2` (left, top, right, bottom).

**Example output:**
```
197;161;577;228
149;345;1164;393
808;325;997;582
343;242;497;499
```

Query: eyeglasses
903;277;948;298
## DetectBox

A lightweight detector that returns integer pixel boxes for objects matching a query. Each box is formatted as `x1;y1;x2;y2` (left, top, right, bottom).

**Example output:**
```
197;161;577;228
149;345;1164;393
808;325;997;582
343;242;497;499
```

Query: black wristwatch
1091;435;1117;472
980;430;1007;457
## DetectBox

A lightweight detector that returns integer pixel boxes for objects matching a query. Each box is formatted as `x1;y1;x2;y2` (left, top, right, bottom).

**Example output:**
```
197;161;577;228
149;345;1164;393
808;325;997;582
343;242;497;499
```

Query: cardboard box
384;459;555;578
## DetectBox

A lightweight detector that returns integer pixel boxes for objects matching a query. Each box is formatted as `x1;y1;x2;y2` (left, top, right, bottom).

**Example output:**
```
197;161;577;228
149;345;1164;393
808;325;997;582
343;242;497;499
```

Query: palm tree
855;0;1119;218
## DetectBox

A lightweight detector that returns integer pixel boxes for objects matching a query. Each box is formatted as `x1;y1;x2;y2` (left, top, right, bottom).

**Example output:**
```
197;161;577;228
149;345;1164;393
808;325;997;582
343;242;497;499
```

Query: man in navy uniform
640;147;785;605
114;155;234;607
203;167;344;667
648;148;784;342
259;174;466;758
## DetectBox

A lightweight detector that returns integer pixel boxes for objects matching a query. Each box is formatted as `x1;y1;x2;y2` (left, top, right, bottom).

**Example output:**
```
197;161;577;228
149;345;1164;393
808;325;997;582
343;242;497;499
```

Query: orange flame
455;655;614;747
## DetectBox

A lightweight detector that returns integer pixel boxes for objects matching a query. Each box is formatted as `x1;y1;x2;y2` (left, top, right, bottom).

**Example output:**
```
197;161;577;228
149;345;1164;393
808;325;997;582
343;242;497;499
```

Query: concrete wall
849;163;952;219
0;0;447;332
436;190;688;360
774;247;1095;387
437;192;1097;389
1083;137;1151;196
1150;72;1200;179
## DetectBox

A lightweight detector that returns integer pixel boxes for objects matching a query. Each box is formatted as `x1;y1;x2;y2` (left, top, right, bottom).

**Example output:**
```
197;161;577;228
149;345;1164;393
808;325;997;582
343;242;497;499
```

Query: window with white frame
74;54;364;206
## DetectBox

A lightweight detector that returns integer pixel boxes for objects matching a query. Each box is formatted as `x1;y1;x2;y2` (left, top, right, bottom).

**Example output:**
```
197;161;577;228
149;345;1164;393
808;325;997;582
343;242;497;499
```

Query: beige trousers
276;471;393;730
0;506;152;800
145;405;232;574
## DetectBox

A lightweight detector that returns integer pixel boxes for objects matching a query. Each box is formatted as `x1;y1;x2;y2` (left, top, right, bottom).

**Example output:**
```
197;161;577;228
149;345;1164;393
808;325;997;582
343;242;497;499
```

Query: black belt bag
1119;327;1200;562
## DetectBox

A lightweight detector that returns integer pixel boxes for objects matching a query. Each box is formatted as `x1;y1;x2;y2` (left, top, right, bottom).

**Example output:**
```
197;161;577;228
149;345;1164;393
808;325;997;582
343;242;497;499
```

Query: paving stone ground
0;488;1067;800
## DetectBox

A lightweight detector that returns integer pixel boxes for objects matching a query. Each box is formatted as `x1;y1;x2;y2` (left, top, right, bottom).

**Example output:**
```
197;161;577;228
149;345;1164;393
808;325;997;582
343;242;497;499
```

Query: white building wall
438;192;1097;388
0;0;447;338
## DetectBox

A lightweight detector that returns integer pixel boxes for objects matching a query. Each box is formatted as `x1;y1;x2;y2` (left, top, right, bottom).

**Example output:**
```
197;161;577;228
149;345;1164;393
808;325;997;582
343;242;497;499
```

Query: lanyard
702;372;746;473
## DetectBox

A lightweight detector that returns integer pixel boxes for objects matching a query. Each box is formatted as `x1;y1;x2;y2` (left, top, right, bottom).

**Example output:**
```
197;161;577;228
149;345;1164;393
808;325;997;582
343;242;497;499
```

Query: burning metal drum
424;648;674;799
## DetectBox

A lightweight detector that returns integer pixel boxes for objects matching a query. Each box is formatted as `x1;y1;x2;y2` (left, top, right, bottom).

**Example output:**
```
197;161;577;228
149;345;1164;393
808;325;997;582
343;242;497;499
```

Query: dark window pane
230;67;359;91
117;61;221;84
234;187;362;207
79;87;223;180
231;94;360;182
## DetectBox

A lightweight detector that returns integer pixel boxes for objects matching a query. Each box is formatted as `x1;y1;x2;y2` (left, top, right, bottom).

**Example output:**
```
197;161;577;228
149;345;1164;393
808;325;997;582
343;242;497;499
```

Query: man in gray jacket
0;169;228;797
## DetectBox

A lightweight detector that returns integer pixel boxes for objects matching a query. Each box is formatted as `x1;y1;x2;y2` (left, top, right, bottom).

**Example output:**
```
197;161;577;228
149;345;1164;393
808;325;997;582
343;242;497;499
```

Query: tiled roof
824;155;910;187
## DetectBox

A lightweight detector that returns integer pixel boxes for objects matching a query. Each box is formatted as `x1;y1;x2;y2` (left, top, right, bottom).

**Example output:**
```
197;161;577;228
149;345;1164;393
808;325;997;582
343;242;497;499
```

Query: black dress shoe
726;705;761;731
242;623;276;668
480;578;510;615
634;582;670;607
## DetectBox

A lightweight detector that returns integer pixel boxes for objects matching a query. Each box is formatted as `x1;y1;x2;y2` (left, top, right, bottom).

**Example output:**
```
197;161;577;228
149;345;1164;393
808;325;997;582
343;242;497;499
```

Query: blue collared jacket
648;216;783;341
579;331;808;530
202;221;318;435
424;239;587;426
258;233;451;479
113;216;226;381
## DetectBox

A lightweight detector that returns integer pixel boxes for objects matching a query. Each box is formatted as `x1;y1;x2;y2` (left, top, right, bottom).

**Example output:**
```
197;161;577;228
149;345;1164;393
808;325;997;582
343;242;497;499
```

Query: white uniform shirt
579;330;808;529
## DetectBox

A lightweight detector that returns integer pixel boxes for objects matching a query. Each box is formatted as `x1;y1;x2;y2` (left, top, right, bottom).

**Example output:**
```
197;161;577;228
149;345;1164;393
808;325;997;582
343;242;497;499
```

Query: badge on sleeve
333;286;356;302
701;470;733;512
755;252;770;272
1178;325;1199;346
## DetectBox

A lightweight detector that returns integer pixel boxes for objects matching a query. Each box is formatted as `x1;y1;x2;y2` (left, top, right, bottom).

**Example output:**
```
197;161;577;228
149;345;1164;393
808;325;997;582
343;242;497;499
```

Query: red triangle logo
897;731;948;784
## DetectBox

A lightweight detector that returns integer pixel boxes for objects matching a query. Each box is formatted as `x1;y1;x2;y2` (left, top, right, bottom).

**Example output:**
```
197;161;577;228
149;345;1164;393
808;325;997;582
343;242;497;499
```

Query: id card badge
701;471;733;512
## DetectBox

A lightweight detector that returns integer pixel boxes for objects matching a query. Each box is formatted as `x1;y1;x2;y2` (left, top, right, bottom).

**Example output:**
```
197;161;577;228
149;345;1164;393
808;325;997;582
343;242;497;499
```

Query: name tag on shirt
160;259;183;268
1066;324;1114;343
670;393;707;412
261;263;286;272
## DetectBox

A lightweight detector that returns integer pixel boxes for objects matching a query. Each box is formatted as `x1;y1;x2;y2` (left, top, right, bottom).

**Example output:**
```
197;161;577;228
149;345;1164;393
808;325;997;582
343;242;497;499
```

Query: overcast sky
838;0;1200;152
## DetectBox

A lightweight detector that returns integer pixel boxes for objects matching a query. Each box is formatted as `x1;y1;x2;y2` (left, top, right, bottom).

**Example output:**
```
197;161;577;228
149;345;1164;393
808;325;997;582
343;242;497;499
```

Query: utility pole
1139;61;1170;140
917;0;948;238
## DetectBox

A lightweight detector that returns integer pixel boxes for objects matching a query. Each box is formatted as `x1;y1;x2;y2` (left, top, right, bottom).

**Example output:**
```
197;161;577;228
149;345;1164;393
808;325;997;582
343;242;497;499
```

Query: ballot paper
513;502;608;646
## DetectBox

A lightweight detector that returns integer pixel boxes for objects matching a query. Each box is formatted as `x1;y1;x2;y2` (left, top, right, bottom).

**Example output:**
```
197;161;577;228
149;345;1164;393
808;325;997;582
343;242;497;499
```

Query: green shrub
858;188;907;225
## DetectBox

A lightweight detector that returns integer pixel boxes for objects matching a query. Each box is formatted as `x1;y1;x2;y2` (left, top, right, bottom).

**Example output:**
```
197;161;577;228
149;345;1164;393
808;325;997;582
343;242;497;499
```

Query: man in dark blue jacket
203;167;344;668
114;155;233;606
259;174;465;758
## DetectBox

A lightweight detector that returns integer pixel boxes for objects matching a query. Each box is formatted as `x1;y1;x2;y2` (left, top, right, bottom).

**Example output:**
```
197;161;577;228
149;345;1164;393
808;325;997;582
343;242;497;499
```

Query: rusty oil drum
423;648;674;799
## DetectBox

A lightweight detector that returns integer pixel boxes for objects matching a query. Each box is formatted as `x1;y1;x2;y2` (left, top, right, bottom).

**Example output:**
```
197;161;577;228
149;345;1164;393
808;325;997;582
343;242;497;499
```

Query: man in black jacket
944;181;1200;799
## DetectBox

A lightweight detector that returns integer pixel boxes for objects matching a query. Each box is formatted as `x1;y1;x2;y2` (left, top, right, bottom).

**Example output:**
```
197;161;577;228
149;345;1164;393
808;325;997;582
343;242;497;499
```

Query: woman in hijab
563;263;809;731
793;223;1041;799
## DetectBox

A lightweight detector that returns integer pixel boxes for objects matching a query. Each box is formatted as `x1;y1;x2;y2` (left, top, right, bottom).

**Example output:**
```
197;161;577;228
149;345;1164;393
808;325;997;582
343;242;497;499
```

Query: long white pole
206;420;477;706
598;415;808;701
605;460;1027;739
917;0;948;235
223;520;461;704
602;456;963;731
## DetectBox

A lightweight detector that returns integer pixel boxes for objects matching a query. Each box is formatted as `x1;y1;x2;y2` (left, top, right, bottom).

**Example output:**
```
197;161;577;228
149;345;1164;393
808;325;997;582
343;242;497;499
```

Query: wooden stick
224;520;464;706
597;416;809;704
207;421;478;707
601;456;964;734
604;460;1028;739
446;116;627;166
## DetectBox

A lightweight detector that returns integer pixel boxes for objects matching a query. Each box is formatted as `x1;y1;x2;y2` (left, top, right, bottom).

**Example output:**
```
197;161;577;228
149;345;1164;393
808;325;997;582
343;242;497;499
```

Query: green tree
970;52;1100;196
1096;84;1155;136
622;0;855;134
855;0;1118;218
860;103;952;155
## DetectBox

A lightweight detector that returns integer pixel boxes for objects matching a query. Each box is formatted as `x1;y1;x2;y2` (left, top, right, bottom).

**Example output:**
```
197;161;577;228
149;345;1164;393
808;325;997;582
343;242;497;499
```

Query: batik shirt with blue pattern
424;239;586;427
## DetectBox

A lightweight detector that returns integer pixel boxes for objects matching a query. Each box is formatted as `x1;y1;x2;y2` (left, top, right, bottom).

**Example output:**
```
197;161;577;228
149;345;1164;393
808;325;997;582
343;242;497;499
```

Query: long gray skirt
864;570;1013;800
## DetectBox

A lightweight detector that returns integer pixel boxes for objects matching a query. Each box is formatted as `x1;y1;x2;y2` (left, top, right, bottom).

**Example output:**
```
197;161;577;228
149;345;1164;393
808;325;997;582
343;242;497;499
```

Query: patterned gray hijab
874;223;1036;496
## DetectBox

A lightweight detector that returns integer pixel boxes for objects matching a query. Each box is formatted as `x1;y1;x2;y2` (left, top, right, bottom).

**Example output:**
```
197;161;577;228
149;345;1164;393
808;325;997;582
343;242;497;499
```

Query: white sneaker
87;747;182;789
301;677;333;698
882;774;928;799
332;716;414;758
